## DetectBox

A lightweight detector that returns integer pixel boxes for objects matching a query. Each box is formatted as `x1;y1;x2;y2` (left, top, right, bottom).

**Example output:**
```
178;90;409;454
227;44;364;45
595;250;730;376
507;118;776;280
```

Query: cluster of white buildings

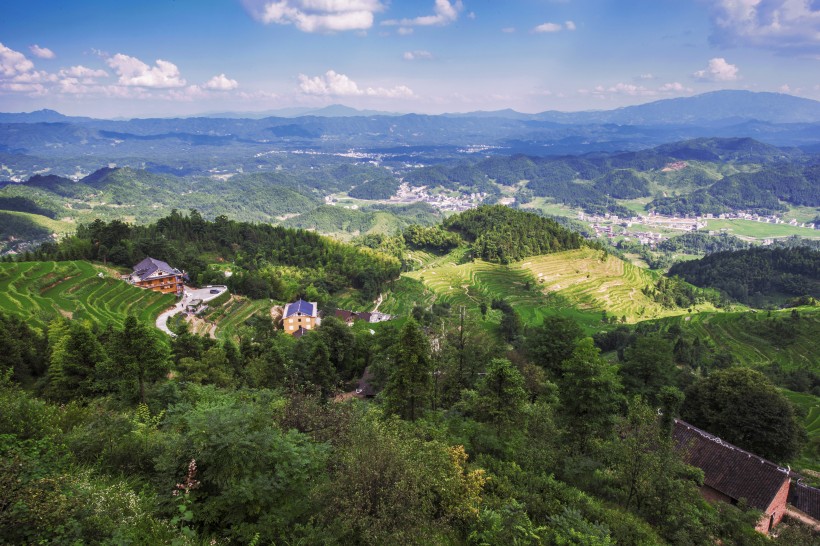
391;182;486;212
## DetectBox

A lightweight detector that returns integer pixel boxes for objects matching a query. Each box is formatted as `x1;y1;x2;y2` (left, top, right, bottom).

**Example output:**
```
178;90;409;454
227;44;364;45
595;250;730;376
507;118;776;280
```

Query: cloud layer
707;0;820;53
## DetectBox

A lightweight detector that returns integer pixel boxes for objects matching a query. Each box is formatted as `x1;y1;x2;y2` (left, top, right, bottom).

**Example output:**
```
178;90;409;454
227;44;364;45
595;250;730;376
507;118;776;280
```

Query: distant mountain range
3;90;820;125
2;90;820;180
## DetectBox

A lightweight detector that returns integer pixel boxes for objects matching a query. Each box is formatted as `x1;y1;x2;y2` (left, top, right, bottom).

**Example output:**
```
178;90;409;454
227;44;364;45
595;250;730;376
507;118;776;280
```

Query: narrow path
371;293;383;313
155;298;186;338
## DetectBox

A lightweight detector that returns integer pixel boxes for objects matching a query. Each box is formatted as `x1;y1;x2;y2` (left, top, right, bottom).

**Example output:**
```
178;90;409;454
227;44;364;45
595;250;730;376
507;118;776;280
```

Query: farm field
389;248;715;331
518;248;714;321
706;219;820;240
207;296;272;341
0;260;174;330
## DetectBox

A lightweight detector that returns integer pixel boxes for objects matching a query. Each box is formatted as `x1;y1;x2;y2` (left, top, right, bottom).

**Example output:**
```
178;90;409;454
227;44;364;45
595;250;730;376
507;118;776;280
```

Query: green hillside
383;247;710;330
661;308;820;371
0;260;175;330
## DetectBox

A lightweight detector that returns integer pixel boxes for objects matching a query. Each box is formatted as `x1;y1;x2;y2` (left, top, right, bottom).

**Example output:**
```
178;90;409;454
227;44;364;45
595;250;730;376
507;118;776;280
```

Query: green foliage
100;315;170;403
46;319;107;402
319;409;485;544
157;386;327;544
32;211;402;301
558;338;624;450
383;319;433;421
444;205;585;264
404;223;462;253
669;246;820;305
466;358;528;435
682;367;807;461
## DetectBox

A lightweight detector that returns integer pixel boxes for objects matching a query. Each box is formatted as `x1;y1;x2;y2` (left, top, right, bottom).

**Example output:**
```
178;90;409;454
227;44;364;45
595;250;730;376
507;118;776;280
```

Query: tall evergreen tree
558;338;624;450
47;321;107;402
102;316;170;404
383;319;432;421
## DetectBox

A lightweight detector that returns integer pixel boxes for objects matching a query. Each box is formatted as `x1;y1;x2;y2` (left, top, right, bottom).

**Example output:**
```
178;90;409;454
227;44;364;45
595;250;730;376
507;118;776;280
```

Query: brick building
129;257;184;295
283;299;319;335
673;420;791;534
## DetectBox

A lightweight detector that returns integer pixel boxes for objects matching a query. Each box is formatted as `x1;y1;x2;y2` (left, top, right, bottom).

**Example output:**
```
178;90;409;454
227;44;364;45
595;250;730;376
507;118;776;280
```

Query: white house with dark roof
128;257;184;295
283;299;319;335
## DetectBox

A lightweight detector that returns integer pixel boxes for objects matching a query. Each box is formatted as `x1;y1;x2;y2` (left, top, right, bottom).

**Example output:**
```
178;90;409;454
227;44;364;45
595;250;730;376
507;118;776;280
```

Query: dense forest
1;290;816;544
668;247;820;305
443;205;587;263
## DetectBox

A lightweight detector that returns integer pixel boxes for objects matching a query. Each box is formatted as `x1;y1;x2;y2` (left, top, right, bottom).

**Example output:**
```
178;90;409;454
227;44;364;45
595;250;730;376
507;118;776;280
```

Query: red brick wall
756;478;791;534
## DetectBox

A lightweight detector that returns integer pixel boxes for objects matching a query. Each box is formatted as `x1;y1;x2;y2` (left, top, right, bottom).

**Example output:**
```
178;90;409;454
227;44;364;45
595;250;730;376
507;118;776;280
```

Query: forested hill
443;205;586;263
668;247;820;305
27;210;401;301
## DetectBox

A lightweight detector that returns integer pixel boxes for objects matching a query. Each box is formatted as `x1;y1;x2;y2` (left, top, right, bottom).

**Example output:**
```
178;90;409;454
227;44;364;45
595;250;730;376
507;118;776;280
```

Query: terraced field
389;248;711;330
662;308;820;371
207;296;272;340
518;248;692;321
0;261;175;329
781;389;820;473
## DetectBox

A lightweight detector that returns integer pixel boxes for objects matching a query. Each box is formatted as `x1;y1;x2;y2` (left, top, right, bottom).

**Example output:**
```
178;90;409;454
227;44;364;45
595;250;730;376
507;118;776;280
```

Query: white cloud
204;73;239;90
658;82;693;93
501;27;516;33
779;84;791;93
707;0;820;53
382;0;463;27
298;69;413;97
534;22;563;33
608;82;654;96
0;43;35;77
59;65;108;82
693;57;740;81
29;44;55;59
244;0;384;33
106;54;186;88
564;20;576;31
403;50;433;61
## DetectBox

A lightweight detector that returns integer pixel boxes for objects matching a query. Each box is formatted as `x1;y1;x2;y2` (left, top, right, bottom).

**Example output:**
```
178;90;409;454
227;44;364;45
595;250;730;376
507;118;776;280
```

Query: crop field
517;248;695;321
706;219;820;240
0;260;174;330
661;308;820;371
210;296;272;340
390;248;717;331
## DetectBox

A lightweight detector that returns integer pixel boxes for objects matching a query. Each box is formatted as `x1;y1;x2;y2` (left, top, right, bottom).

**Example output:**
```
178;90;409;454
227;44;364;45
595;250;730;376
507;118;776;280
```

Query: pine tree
384;319;432;421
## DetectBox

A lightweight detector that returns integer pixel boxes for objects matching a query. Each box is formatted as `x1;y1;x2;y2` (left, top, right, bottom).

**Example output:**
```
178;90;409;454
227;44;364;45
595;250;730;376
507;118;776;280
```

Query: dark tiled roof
356;312;372;322
673;420;790;511
335;309;355;321
285;299;315;318
293;326;309;338
789;482;820;520
132;257;182;280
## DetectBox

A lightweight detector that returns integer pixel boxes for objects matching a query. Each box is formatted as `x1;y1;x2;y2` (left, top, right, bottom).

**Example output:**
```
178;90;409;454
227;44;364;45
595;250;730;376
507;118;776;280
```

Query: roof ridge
675;419;791;475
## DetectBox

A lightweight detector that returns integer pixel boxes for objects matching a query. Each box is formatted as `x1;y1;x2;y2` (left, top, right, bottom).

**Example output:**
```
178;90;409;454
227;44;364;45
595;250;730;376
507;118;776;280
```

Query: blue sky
1;0;819;117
